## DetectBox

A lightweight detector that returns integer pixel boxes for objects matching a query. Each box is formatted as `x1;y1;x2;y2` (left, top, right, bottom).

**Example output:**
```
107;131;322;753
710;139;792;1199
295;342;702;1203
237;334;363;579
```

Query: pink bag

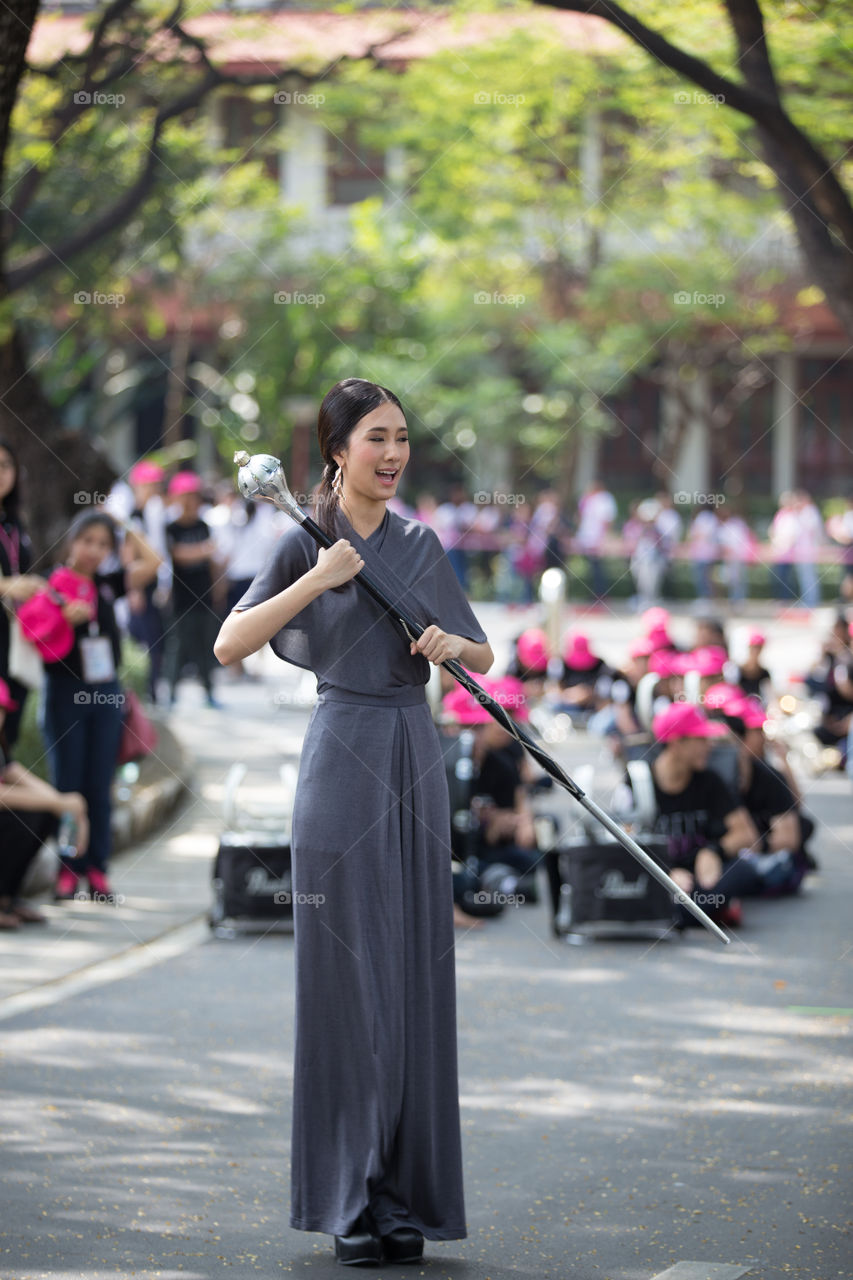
117;690;158;765
16;590;74;662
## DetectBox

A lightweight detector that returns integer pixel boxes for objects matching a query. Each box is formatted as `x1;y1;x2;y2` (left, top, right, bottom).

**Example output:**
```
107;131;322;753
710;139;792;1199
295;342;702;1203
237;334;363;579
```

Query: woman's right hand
62;599;93;625
2;574;45;603
311;540;364;590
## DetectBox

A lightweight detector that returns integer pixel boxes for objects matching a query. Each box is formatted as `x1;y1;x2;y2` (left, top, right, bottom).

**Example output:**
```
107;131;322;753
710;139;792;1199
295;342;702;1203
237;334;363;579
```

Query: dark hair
0;438;22;525
64;510;119;559
315;378;405;537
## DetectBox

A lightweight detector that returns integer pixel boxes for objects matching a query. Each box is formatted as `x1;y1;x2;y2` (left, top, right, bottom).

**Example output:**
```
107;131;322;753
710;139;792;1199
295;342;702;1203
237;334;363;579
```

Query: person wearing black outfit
0;439;44;747
625;702;761;926
0;676;89;929
164;472;224;708
42;511;161;902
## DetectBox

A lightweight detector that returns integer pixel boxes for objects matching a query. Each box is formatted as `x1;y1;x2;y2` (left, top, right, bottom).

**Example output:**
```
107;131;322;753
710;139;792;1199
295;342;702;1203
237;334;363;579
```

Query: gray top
235;505;487;695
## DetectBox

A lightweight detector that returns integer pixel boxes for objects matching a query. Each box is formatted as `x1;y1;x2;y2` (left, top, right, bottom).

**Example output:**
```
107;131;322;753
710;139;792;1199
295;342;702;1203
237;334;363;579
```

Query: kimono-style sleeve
372;520;488;646
416;527;487;644
232;524;319;671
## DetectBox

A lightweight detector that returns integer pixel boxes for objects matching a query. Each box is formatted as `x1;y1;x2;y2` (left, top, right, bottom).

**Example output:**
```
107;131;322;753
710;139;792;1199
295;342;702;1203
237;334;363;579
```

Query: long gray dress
236;505;487;1240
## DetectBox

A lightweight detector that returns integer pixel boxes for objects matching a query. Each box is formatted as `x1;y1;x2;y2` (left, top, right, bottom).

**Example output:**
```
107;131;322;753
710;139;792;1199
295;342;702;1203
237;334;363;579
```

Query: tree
533;0;853;338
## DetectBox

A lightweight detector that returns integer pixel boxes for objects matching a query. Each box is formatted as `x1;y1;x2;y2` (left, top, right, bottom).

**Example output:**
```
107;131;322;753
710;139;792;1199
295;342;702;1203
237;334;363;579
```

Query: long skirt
288;684;467;1240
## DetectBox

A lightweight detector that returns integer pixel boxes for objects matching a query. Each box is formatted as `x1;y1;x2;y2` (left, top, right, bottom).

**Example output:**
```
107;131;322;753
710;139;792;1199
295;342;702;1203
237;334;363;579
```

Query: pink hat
168;471;203;497
488;675;529;722
516;628;549;674
747;631;766;648
442;685;492;726
49;566;97;611
648;648;682;678
652;702;728;743
16;591;75;662
642;607;671;632
562;631;599;670
682;645;728;677
724;696;768;729
0;677;19;712
703;681;745;711
628;636;656;659
129;460;165;486
647;623;674;651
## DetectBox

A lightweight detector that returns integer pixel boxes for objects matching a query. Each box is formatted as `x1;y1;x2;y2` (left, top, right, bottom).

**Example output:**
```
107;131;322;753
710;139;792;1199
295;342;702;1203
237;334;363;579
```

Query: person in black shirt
625;702;761;926
164;472;224;708
42;511;161;903
0;677;89;929
0;438;45;746
734;631;772;701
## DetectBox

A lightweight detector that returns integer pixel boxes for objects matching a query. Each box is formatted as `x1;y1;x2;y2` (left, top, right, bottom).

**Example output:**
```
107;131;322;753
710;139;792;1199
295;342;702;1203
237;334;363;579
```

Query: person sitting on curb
619;702;761;928
0;677;89;929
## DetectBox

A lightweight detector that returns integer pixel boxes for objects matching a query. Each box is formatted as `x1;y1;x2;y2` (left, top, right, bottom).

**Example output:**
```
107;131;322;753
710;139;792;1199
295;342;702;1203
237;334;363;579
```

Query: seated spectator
555;632;606;716
619;702;761;927
811;620;853;762
506;627;551;697
735;631;772;701
0;678;89;929
694;616;728;653
720;697;813;893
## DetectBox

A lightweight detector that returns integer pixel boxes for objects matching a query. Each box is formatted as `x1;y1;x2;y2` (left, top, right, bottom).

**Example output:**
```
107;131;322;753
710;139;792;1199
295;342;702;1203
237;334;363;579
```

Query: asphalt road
1;603;851;1280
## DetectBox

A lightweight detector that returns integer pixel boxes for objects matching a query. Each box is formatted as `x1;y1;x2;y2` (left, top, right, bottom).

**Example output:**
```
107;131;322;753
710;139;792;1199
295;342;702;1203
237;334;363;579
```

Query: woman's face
68;522;115;575
0;447;16;504
334;403;409;503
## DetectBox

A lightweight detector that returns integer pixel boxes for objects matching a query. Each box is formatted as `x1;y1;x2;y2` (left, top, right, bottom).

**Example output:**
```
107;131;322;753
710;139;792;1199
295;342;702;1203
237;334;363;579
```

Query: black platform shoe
381;1227;425;1264
333;1211;383;1266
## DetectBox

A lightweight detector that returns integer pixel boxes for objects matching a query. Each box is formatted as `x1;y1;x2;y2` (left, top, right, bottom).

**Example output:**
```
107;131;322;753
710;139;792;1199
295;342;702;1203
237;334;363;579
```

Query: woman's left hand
410;626;464;666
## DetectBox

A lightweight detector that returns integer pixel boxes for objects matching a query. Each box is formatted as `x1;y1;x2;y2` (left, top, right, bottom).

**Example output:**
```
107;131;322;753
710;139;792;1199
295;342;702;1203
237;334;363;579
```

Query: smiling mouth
376;469;398;480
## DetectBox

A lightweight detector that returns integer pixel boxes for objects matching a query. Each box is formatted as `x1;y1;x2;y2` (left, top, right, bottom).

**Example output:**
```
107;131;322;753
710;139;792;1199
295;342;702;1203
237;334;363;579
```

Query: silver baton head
233;451;306;523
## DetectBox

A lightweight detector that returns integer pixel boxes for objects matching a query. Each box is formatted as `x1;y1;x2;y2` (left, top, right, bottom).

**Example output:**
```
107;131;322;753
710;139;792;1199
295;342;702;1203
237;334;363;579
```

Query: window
326;123;386;206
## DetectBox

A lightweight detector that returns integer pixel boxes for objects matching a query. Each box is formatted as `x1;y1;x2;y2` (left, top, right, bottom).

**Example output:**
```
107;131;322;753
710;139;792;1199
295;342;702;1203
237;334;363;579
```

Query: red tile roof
29;7;624;73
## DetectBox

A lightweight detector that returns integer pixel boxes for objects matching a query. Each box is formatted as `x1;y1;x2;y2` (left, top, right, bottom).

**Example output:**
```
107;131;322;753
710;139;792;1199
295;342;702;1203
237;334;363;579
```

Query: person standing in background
0;439;44;747
575;479;617;603
769;492;798;603
165;472;225;708
124;460;171;703
686;504;720;604
792;490;823;610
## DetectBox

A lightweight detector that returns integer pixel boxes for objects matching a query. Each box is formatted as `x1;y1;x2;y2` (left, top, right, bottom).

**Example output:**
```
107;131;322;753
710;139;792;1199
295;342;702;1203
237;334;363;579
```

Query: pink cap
168;471;203;497
562;631;599;670
16;592;75;662
129;460;165;486
0;677;19;712
442;685;492;726
628;636;656;659
647;623;674;651
682;645;728;677
488;675;529;722
516;628;549;674
642;607;671;632
648;648;682;678
724;696;768;729
747;631;766;648
49;566;97;610
652;702;728;743
703;681;745;711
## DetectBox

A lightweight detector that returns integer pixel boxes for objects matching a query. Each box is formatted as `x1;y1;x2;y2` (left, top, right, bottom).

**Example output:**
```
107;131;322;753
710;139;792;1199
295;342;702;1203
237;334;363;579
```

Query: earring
332;465;344;500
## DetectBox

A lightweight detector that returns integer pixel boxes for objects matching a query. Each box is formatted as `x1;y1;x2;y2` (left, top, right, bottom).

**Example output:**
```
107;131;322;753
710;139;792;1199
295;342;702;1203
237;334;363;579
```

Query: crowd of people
407;483;853;610
435;604;850;935
0;440;848;935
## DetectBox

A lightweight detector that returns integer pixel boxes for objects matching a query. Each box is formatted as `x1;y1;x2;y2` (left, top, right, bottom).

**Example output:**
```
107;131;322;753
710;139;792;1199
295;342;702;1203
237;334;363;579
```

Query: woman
42;511;161;902
0;676;89;929
215;378;493;1265
0;438;45;747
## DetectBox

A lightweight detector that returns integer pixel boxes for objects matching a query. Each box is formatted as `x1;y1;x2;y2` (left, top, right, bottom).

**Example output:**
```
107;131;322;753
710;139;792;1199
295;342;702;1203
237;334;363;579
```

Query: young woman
42;511;161;902
0;438;45;747
215;378;493;1265
0;677;89;929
